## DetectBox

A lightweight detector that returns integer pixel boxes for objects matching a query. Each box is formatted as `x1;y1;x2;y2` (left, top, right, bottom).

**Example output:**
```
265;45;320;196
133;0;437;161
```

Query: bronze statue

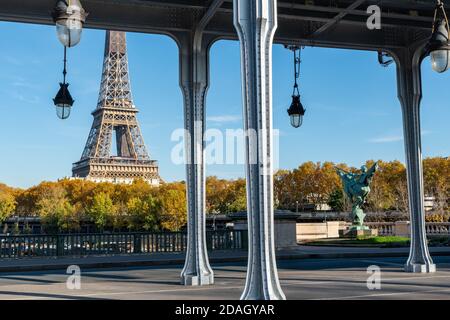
336;162;378;230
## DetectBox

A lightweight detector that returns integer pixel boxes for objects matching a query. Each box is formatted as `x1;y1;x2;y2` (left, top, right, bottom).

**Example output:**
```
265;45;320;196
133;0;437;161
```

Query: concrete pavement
0;256;450;300
1;246;450;273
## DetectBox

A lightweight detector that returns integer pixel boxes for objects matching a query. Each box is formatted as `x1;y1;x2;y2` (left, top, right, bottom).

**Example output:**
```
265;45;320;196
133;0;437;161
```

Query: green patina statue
336;162;378;230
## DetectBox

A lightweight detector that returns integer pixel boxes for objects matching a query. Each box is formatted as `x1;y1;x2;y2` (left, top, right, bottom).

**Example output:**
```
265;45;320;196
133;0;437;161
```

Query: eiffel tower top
97;31;134;111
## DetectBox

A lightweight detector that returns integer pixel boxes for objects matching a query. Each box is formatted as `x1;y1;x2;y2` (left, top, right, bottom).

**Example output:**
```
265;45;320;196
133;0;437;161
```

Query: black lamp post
53;47;74;120
52;0;88;48
285;45;306;128
428;0;450;73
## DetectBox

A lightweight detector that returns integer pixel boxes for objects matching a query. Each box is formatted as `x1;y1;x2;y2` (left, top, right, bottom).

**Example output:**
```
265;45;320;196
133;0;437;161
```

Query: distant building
424;196;436;212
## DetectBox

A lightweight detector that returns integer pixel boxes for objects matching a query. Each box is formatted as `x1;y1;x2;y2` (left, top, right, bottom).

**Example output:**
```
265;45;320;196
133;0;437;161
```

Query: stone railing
296;222;340;241
426;222;450;236
366;222;395;236
296;221;450;241
366;222;450;237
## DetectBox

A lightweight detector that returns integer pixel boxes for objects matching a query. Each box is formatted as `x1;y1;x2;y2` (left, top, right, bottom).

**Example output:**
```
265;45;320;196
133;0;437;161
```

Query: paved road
3;246;450;273
0;256;449;300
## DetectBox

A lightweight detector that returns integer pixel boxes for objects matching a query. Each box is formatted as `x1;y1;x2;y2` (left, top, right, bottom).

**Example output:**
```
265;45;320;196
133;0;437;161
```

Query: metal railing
0;230;247;259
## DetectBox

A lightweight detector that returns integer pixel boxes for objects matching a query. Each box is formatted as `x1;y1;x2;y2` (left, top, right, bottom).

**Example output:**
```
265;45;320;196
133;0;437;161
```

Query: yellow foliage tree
0;191;16;223
155;183;187;231
36;185;79;233
85;192;116;230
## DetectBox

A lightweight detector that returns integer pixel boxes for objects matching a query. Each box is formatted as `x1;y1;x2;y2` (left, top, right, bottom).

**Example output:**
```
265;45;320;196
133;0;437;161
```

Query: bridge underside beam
0;0;441;51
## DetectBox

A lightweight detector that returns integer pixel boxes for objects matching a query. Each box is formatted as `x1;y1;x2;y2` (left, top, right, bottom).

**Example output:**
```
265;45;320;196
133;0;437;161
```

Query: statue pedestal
349;225;370;231
342;226;378;238
231;211;299;250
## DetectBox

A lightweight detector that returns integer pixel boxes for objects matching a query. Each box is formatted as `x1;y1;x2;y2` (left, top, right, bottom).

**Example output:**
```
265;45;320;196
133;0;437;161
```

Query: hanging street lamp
285;45;306;128
54;82;74;120
52;0;88;48
427;0;450;73
288;95;305;129
51;0;87;120
53;47;74;120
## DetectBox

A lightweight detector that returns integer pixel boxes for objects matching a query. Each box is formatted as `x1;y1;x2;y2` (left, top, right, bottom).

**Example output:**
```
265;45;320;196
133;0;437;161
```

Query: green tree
85;192;116;230
111;201;128;231
126;195;160;231
328;189;344;212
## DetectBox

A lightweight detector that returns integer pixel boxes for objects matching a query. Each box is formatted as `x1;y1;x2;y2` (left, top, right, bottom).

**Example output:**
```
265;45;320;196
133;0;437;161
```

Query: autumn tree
0;191;16;223
310;161;341;206
57;178;97;209
423;157;449;213
0;184;17;225
85;192;116;231
206;176;231;214
15;181;59;216
277;162;342;211
385;161;408;212
154;183;187;231
119;179;156;204
274;170;295;210
365;160;405;212
126;195;161;231
36;184;79;233
0;157;447;231
223;179;247;213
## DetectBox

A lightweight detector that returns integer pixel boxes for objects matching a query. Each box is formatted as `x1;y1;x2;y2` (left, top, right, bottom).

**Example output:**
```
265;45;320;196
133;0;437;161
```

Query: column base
181;273;214;286
404;263;436;273
241;291;286;301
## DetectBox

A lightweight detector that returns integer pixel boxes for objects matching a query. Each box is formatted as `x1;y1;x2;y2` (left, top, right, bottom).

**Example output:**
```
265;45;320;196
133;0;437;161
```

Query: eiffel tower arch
73;31;161;186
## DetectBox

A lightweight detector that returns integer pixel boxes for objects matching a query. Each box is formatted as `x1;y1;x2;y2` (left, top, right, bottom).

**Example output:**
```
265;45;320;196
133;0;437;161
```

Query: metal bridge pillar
233;0;286;300
394;47;436;273
178;33;214;286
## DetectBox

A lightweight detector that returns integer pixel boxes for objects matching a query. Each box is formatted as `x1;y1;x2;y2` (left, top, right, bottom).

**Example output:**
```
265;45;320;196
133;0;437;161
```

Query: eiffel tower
72;31;160;185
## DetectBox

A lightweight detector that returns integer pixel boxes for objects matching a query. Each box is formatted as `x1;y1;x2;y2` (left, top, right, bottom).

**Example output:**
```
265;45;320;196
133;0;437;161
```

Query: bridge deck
0;256;449;300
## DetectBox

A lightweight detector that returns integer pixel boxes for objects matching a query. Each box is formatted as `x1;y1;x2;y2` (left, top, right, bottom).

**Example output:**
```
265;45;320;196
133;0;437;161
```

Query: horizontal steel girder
0;0;443;50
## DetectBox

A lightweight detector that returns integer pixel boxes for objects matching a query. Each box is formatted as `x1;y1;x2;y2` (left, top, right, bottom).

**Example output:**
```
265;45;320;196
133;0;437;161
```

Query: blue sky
0;21;449;188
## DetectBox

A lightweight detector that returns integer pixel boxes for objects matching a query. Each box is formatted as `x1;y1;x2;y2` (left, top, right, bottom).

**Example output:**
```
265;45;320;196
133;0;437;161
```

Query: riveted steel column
178;33;214;286
233;0;286;300
394;47;436;273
